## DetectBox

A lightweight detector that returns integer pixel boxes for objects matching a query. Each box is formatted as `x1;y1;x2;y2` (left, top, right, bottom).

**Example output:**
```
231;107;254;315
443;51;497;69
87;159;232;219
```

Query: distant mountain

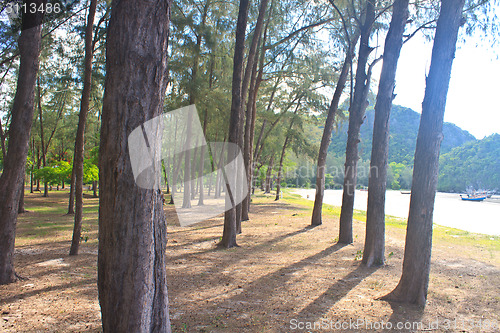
438;134;500;192
328;104;477;166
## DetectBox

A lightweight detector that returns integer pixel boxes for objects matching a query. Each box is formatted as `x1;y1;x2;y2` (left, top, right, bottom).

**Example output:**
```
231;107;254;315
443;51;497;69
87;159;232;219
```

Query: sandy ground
0;191;499;332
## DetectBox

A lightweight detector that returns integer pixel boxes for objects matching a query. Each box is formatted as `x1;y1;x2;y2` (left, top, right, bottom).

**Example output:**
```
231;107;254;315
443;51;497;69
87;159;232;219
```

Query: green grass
279;188;500;256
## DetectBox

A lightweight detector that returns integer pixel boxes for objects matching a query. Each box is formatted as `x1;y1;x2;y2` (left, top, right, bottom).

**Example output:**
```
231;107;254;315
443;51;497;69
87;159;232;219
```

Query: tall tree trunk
265;155;274;193
98;0;172;331
182;111;193;209
30;138;35;193
221;0;250;249
275;107;298;201
67;166;76;214
0;5;45;285
311;36;359;226
363;0;409;267
18;178;26;214
0;117;6;159
198;108;209;206
69;0;97;256
338;0;375;244
241;49;260;220
37;79;49;197
381;0;465;307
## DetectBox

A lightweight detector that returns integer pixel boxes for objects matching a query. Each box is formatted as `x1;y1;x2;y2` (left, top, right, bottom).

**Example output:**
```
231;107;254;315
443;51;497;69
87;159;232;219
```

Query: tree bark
67;166;76;214
98;0;172;331
381;0;465;307
311;38;359;226
0;117;6;159
338;0;375;244
0;4;45;285
362;0;409;267
69;0;97;256
18;179;27;214
221;0;250;249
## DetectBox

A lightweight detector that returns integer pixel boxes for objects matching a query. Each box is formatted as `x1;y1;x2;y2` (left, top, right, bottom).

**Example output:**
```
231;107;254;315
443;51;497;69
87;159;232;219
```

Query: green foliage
33;161;71;185
83;161;99;184
438;134;500;192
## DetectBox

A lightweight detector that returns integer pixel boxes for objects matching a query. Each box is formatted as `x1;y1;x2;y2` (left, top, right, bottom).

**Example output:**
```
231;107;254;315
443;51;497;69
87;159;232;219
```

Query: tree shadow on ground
384;300;425;332
166;224;320;263
296;264;378;322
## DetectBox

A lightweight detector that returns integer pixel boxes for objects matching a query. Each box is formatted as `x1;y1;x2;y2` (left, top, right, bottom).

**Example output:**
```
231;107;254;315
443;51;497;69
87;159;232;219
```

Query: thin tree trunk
275;106;299;201
311;37;359;226
18;179;26;214
338;0;375;244
265;155;274;193
69;0;97;256
221;0;250;249
198;109;209;206
98;0;172;330
37;78;50;198
67;166;76;214
0;7;44;284
35;146;40;192
0;117;6;159
241;48;260;220
363;0;409;267
382;0;465;307
30;138;35;193
182;111;193;209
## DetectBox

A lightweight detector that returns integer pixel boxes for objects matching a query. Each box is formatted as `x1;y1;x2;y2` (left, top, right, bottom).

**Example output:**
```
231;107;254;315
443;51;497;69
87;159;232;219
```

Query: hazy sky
391;33;500;140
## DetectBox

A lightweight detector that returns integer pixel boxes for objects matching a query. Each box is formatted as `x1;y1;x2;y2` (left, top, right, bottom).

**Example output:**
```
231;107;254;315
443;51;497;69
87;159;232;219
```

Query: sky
390;32;500;140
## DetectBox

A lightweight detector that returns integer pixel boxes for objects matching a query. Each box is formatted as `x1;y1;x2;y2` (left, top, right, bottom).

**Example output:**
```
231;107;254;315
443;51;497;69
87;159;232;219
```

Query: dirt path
1;191;499;332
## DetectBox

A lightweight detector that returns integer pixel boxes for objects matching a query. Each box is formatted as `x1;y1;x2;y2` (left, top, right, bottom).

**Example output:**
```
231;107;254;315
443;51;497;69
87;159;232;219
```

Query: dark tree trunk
0;5;45;285
67;166;76;214
0;117;6;159
98;0;172;331
363;0;409;267
241;50;260;220
35;146;40;192
70;0;97;256
338;0;375;244
382;0;465;307
221;0;250;249
311;36;359;226
18;180;26;214
30;138;35;194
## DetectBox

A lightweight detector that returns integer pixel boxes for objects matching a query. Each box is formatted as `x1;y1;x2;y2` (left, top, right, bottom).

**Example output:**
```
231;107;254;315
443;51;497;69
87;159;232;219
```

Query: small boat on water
400;191;411;195
460;194;487;201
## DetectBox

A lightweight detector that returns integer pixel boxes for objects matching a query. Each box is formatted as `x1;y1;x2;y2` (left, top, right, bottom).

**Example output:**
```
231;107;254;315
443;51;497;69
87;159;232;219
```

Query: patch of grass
279;189;500;263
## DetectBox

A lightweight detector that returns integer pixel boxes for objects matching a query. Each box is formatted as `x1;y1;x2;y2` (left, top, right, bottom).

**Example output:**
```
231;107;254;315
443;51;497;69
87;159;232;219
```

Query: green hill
438;134;500;192
328;105;477;165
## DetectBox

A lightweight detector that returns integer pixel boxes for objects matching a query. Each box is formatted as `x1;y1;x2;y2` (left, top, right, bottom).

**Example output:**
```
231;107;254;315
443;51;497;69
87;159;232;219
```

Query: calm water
295;189;500;236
